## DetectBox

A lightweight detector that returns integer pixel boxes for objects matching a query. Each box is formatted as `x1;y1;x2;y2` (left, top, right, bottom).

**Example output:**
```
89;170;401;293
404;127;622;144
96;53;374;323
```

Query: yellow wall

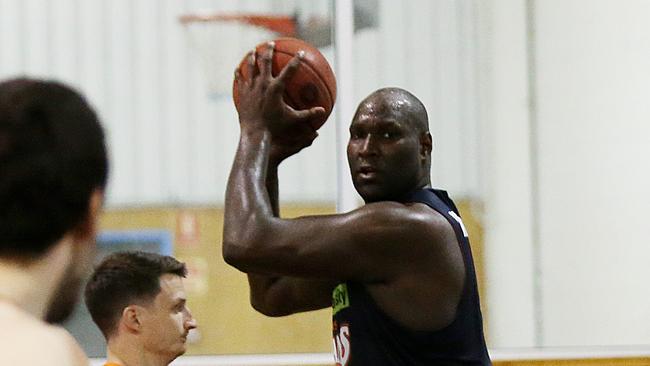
494;358;650;366
99;199;485;355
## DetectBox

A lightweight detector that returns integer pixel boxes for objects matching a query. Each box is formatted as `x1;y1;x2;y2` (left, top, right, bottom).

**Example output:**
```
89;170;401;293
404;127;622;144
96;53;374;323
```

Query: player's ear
420;132;433;158
122;305;143;334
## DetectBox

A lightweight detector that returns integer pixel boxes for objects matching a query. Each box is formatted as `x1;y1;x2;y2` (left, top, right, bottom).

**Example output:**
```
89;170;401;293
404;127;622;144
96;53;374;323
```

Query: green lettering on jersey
332;283;350;316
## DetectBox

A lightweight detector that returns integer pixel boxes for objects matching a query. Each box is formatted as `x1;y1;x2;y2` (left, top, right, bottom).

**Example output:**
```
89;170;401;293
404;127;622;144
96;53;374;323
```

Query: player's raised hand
234;42;326;136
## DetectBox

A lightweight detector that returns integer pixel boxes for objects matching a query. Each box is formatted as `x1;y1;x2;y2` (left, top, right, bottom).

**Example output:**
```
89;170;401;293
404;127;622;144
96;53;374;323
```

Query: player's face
347;99;424;203
46;193;102;324
45;254;87;324
141;274;197;362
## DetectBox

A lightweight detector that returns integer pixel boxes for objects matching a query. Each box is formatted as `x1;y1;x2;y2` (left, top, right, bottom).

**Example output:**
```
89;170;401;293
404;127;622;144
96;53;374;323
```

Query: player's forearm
266;163;280;217
247;273;336;316
223;127;275;264
247;274;292;316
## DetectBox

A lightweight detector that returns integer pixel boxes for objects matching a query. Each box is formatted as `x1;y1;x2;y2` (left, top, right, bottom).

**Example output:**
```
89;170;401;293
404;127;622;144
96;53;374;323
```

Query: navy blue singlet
331;188;491;365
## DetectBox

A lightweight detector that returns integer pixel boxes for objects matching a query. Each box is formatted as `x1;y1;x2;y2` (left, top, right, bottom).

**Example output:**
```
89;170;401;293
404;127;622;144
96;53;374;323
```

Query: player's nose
359;135;379;156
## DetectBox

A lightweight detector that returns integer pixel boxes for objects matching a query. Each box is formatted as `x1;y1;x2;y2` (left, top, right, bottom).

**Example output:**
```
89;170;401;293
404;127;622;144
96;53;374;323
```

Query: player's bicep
269;203;439;281
225;202;440;282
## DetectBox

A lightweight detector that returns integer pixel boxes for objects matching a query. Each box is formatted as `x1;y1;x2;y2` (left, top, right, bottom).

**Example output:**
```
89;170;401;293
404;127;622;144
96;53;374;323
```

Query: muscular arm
223;125;442;282
223;44;460;324
246;163;336;316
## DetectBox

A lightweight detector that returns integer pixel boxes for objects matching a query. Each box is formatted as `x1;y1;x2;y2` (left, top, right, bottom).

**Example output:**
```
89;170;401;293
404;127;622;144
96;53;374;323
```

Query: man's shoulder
361;197;452;228
0;306;88;365
359;200;456;254
362;199;444;220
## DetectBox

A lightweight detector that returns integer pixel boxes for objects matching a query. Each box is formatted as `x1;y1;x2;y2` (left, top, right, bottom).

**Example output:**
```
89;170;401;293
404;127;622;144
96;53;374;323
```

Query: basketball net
179;14;297;100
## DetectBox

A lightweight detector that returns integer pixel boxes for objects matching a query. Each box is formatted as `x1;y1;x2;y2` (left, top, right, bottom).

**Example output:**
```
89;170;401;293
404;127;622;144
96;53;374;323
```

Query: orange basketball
233;37;337;131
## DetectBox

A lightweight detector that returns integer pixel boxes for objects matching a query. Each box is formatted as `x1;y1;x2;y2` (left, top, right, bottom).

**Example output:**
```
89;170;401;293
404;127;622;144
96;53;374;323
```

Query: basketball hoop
179;13;298;100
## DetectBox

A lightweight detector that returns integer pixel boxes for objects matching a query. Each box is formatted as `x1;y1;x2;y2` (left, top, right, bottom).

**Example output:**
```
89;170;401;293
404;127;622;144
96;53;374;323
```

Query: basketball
233;37;337;131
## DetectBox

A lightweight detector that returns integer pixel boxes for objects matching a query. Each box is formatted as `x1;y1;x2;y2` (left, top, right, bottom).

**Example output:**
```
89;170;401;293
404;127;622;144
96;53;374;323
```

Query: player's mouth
357;165;378;180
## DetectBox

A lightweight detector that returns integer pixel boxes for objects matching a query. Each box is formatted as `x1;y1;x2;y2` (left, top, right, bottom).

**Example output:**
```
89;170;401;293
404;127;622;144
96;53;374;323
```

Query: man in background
85;251;197;366
0;77;108;365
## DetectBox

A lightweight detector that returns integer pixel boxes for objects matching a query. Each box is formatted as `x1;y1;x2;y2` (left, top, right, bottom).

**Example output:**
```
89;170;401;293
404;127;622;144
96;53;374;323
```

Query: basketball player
85;251;197;366
0;78;108;365
223;43;491;365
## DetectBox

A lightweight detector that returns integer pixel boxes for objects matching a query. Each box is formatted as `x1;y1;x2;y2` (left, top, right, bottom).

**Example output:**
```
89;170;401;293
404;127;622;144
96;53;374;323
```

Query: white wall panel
478;0;650;348
49;0;79;83
132;0;164;202
78;0;106;106
432;0;465;193
0;0;478;206
23;0;49;75
534;0;650;346
103;0;137;204
162;0;193;202
0;0;24;72
478;0;537;347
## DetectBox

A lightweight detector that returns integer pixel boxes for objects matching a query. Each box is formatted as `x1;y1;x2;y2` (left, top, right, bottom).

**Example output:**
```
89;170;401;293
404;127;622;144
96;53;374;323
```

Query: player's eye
174;301;186;312
383;130;400;139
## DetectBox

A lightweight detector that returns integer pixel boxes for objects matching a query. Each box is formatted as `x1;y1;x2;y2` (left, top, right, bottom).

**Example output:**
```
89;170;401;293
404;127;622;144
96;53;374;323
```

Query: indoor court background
0;0;648;365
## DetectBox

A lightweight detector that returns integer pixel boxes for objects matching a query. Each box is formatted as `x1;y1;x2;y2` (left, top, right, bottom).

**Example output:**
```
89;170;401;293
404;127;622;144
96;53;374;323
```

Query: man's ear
420;132;433;159
121;305;143;334
73;188;104;241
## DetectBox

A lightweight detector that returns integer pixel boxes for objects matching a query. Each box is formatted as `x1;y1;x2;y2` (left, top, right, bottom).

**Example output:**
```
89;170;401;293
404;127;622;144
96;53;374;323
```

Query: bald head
355;87;429;134
348;87;433;202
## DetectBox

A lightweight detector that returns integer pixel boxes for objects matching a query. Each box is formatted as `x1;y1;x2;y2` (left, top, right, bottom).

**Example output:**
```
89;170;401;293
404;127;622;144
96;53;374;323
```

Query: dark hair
84;251;187;338
0;77;108;259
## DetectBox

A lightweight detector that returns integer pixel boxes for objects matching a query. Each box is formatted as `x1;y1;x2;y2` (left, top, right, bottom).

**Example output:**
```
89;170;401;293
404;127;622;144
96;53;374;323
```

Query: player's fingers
290;106;326;122
275;50;304;87
246;49;258;84
233;68;244;86
299;126;319;146
259;41;274;78
285;124;318;146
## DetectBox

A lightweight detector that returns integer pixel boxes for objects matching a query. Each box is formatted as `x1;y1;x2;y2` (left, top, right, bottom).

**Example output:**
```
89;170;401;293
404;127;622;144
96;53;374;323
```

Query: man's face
45;254;87;324
347;98;424;203
140;274;197;361
46;191;103;324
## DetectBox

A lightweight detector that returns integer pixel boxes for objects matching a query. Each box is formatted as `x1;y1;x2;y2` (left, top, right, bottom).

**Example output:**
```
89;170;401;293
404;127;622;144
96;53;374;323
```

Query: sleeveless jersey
332;188;491;365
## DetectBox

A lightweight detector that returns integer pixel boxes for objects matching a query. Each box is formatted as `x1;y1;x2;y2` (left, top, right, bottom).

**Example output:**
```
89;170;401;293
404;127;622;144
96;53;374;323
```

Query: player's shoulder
360;200;453;237
0;309;88;366
407;201;457;241
38;325;88;365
